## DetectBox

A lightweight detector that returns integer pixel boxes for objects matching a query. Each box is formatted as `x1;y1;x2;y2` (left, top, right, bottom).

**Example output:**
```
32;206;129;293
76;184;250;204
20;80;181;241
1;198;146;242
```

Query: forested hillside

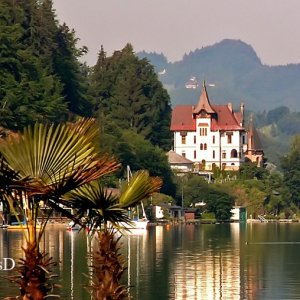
0;0;91;130
2;0;300;220
138;40;300;165
89;44;172;151
138;39;300;112
0;0;175;195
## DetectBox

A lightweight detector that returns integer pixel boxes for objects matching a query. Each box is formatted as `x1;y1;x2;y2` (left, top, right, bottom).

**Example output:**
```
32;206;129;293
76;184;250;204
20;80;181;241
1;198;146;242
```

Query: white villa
170;81;262;171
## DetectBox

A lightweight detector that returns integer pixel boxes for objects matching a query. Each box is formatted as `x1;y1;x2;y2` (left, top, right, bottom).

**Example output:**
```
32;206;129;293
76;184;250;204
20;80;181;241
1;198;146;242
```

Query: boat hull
66;221;81;231
7;224;41;230
119;220;149;230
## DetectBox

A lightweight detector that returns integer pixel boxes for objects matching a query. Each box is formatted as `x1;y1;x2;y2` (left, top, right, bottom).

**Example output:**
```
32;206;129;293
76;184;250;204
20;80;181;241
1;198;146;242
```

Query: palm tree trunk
17;224;54;300
19;242;49;300
90;229;128;299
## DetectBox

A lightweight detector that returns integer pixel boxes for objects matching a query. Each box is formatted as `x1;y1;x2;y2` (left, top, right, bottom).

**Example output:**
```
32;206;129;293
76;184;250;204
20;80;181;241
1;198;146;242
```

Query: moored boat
118;218;149;230
66;221;81;231
7;221;41;230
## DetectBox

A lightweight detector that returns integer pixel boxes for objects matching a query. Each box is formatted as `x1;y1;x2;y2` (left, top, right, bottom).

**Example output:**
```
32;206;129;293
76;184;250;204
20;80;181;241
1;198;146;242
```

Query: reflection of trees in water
2;224;300;299
0;227;90;300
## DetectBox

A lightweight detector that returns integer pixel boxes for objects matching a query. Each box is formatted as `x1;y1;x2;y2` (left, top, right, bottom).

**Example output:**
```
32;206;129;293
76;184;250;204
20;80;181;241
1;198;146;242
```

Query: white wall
173;117;245;170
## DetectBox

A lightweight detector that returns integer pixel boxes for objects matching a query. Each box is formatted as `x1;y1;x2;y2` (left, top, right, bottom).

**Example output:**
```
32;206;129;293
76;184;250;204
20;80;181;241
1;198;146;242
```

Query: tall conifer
90;43;172;150
0;0;67;129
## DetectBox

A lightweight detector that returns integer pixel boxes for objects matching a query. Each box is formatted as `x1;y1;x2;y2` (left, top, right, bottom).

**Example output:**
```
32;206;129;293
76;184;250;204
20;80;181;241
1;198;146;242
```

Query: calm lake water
1;223;300;299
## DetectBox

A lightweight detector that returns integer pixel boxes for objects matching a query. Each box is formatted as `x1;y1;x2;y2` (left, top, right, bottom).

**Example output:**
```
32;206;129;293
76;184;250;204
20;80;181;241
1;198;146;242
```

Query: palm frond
0;120;120;196
0;156;22;194
0;122;95;181
64;181;131;230
119;170;162;208
68;118;98;143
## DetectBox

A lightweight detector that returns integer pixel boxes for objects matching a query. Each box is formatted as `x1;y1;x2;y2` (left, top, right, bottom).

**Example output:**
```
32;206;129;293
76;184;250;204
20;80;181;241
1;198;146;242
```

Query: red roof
171;104;244;132
170;105;196;131
211;105;244;131
170;82;245;132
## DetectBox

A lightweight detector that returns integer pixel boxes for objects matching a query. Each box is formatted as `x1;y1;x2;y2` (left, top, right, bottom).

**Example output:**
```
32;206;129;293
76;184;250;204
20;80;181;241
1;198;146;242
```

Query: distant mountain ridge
138;39;300;112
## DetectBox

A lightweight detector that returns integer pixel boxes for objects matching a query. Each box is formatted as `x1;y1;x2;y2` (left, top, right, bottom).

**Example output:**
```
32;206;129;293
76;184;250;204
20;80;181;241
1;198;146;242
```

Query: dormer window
200;111;207;117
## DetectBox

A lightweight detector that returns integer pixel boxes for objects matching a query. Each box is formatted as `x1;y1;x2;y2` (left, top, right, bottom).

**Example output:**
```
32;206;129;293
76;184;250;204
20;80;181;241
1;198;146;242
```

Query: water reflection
124;223;300;300
244;223;300;300
170;224;241;299
0;225;91;300
123;224;243;300
1;223;300;299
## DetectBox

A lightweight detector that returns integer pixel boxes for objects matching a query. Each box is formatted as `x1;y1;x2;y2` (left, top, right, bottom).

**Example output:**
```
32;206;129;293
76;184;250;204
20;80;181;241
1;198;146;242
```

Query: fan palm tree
0;119;120;300
65;171;162;299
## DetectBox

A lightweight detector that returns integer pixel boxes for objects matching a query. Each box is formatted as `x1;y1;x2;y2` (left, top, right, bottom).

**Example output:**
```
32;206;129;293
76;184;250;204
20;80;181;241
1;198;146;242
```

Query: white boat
131;219;148;230
66;221;81;231
121;166;149;230
119;218;149;230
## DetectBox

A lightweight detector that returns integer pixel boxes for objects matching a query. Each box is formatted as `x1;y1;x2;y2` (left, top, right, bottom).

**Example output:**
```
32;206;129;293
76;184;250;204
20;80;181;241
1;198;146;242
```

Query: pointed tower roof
248;114;263;151
193;81;216;114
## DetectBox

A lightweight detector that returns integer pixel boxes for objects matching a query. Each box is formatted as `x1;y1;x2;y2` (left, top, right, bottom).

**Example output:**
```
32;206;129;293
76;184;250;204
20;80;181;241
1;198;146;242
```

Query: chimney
240;102;244;126
228;102;233;113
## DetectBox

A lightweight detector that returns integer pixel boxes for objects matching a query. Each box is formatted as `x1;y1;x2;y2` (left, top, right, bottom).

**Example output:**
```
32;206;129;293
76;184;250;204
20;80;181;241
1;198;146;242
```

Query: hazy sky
53;0;300;66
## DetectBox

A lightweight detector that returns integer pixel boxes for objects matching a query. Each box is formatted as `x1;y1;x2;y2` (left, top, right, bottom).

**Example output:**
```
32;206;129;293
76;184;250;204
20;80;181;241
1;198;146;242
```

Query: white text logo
0;258;16;271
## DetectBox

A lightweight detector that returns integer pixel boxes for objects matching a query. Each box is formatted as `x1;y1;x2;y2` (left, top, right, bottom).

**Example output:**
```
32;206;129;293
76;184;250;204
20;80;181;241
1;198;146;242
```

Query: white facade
174;121;245;170
171;82;246;171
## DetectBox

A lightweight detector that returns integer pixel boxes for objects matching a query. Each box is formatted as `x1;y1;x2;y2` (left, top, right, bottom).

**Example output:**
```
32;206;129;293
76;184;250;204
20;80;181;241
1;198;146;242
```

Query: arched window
204;143;207;150
200;143;203;150
231;149;238;158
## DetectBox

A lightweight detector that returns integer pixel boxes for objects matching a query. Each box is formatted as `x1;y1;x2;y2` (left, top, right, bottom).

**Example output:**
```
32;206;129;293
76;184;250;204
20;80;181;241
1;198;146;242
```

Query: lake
1;222;300;299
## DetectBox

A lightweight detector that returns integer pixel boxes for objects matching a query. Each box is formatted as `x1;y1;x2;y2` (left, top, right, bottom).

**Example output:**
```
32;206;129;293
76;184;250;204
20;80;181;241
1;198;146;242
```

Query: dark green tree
53;23;91;117
0;0;92;130
0;0;67;130
25;0;91;117
281;135;300;207
205;191;234;221
180;175;233;220
116;130;176;197
266;106;290;124
89;44;172;150
239;160;268;180
98;126;176;197
176;175;206;208
263;173;291;217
